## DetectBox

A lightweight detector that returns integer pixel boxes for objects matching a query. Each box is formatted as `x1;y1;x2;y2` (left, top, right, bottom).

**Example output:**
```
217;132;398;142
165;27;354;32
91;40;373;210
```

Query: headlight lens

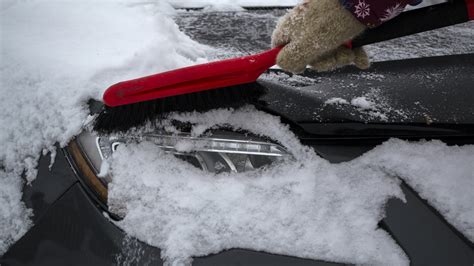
65;129;292;214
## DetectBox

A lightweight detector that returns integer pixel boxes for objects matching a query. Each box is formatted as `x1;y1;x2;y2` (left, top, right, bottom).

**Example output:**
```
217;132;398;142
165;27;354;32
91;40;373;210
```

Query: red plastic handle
467;0;474;19
104;47;282;107
102;43;359;107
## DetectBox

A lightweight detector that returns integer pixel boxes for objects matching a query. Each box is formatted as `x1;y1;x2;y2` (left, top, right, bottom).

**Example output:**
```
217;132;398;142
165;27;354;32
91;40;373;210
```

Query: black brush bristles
93;82;268;134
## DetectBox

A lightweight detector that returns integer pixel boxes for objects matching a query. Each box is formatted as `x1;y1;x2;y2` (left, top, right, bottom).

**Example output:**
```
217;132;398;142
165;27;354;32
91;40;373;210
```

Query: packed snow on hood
1;0;473;262
108;106;408;265
0;0;209;254
360;139;474;242
108;106;474;265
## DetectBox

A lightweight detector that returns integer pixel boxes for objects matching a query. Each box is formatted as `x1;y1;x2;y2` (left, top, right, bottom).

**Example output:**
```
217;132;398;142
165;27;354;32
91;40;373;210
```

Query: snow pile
166;107;306;156
324;97;349;105
0;172;33;254
109;107;474;265
323;95;390;121
351;96;377;111
109;107;408;265
0;0;209;254
361;139;474;242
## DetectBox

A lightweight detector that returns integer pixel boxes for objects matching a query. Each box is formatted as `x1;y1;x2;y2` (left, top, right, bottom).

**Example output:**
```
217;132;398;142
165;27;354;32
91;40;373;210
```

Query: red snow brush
93;0;473;133
103;47;282;108
93;48;280;133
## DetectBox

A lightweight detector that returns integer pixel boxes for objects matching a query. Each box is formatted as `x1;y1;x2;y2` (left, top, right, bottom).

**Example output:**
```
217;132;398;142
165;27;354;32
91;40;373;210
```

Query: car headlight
65;129;292;216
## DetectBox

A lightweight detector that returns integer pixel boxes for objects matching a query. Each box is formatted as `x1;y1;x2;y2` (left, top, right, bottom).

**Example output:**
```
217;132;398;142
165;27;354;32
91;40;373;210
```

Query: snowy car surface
1;3;473;266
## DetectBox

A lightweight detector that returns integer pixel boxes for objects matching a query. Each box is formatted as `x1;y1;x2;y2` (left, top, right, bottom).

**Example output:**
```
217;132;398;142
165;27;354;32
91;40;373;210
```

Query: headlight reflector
65;129;292;213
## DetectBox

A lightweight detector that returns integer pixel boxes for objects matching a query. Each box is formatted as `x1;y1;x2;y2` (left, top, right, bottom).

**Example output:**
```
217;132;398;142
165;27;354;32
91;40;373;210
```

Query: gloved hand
271;0;370;73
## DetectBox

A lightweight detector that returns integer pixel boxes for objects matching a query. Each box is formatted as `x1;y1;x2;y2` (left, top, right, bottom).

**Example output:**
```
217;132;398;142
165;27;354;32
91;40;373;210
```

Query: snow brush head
93;83;268;133
92;48;281;133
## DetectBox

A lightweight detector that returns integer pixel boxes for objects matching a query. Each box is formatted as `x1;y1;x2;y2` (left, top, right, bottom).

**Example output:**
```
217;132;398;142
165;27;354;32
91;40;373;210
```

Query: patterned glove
341;0;420;28
271;0;369;74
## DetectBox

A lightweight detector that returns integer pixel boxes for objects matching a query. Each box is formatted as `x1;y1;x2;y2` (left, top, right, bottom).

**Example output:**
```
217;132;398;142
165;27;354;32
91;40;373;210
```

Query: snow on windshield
1;0;473;262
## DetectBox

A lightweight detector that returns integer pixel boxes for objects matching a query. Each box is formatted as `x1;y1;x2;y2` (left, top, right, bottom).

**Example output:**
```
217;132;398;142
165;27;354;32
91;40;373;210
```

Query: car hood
257;53;474;137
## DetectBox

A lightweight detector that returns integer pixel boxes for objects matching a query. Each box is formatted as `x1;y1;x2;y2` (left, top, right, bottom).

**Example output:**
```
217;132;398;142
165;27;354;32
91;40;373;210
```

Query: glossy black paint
384;184;473;265
20;146;77;224
2;183;162;266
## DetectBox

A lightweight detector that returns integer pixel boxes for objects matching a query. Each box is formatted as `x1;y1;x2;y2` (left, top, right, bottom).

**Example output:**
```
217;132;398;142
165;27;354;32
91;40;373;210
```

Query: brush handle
103;48;281;107
352;0;474;47
103;0;473;107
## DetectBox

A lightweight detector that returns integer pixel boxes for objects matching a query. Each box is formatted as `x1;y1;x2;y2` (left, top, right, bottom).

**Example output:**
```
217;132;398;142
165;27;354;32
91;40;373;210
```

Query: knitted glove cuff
340;0;422;28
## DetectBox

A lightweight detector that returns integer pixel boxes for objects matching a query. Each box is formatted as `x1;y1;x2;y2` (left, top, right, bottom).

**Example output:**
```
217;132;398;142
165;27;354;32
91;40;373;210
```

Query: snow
1;0;473;262
166;107;306;157
202;3;245;12
325;96;389;121
322;93;393;121
1;0;208;179
109;107;407;265
109;107;474;265
361;139;474;242
324;97;349;105
98;160;110;178
0;171;33;255
349;96;387;117
0;0;209;255
351;96;376;110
